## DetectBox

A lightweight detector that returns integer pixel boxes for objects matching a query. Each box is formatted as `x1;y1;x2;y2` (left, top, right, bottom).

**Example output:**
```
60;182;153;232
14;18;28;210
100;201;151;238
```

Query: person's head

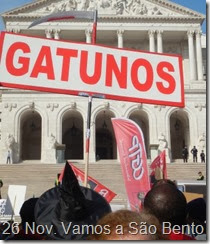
152;179;177;188
202;150;204;153
20;197;39;230
186;198;206;232
0;180;3;188
87;209;167;240
144;183;187;227
198;171;203;176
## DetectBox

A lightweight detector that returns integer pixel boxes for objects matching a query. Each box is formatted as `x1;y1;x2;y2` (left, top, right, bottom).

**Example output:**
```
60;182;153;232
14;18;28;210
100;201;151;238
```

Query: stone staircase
168;161;206;181
0;160;206;205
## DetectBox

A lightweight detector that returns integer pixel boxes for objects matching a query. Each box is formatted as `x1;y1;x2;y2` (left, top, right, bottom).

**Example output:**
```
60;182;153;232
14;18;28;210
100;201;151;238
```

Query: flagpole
92;10;97;44
84;10;98;187
84;95;92;187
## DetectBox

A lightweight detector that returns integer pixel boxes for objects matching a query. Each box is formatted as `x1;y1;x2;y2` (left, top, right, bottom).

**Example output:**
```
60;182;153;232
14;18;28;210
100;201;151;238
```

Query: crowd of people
0;162;206;241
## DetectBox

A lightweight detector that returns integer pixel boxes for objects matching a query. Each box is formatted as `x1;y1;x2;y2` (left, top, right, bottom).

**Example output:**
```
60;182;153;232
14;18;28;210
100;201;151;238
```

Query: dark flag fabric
59;162;116;203
35;161;111;240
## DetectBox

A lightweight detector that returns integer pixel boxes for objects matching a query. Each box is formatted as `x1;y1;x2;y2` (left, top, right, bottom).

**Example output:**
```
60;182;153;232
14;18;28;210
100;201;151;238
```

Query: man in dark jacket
191;146;198;163
200;150;205;163
182;146;188;163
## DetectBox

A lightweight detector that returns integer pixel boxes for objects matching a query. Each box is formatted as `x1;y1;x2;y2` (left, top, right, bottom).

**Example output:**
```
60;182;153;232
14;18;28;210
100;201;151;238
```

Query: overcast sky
0;0;207;32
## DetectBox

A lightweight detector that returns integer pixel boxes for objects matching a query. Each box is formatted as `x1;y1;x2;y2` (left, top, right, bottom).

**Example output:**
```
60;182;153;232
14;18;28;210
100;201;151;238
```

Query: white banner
0;32;184;107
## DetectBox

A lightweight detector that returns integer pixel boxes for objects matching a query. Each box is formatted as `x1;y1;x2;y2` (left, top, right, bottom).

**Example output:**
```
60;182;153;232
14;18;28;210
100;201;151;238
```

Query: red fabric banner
59;162;116;203
150;150;167;186
111;118;151;211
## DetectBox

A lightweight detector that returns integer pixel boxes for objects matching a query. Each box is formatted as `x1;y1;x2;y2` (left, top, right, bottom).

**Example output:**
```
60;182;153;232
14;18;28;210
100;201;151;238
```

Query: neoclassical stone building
0;0;206;164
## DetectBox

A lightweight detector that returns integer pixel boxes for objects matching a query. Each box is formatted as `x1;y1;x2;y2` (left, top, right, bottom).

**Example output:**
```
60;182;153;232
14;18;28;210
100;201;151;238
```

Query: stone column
45;29;52;38
53;29;60;40
85;29;92;43
187;30;197;81
148;30;155;52
157;30;163;53
117;29;124;48
195;30;204;80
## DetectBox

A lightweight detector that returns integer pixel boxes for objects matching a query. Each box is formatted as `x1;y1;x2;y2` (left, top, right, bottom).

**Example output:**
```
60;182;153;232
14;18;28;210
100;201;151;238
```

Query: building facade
0;0;206;164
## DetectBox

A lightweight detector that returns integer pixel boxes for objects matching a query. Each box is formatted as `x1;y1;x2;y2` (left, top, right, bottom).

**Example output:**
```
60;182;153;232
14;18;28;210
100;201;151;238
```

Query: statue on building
98;0;111;9
124;0;133;14
104;0;127;15
5;134;16;164
198;132;206;152
87;0;97;11
158;132;168;152
76;0;88;10
65;0;77;11
5;134;15;151
48;134;59;149
46;3;60;13
131;0;148;15
116;0;127;15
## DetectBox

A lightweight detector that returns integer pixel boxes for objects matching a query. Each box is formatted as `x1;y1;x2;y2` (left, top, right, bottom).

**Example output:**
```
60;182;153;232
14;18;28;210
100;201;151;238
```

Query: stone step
0;162;206;206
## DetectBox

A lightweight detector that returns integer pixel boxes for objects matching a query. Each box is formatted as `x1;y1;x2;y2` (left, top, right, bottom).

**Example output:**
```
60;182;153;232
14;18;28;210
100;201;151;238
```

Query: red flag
59;162;116;203
111;118;151;211
150;150;167;186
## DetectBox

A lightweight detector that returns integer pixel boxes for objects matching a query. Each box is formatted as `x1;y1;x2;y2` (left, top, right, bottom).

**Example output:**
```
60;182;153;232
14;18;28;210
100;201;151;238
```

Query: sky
0;0;207;32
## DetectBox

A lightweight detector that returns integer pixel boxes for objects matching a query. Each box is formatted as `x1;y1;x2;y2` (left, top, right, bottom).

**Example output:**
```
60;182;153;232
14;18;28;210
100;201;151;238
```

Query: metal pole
92;10;97;44
84;10;97;187
84;95;92;187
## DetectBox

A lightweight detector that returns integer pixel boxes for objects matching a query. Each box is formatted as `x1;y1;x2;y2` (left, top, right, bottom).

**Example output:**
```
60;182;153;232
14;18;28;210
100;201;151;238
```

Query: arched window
170;111;190;160
95;110;116;160
21;111;42;160
62;111;83;159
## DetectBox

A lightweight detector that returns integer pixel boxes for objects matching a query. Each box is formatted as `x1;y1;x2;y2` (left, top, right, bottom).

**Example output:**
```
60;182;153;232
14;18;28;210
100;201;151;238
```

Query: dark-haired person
144;183;195;240
6;198;47;240
200;150;205;163
182;146;188;163
191;146;198;163
197;171;204;180
186;198;206;240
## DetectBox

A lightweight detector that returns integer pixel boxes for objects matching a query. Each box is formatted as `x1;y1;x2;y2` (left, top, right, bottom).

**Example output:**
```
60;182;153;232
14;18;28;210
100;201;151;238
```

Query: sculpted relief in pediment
33;0;181;16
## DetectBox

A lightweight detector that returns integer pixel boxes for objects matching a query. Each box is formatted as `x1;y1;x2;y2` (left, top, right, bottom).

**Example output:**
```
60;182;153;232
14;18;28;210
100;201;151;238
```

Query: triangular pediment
2;0;205;20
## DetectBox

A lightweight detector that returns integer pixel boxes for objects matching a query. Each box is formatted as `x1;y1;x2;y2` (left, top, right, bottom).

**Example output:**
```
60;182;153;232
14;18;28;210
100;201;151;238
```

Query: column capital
156;29;163;36
53;29;60;34
195;29;202;36
117;29;124;36
45;29;53;38
53;29;61;39
6;28;20;33
85;28;92;36
148;29;155;37
12;28;20;33
187;29;195;37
